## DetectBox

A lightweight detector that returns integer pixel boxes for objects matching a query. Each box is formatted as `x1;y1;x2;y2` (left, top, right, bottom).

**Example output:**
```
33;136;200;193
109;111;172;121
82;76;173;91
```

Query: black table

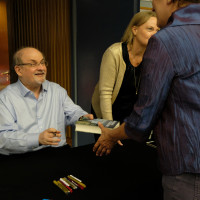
0;140;163;200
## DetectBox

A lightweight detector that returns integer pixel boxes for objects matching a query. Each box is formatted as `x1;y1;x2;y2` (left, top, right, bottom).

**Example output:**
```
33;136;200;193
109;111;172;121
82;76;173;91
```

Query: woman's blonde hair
121;11;156;45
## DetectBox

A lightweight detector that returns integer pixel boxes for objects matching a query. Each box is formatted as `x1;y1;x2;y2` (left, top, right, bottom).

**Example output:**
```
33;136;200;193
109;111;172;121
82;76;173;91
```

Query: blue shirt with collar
0;79;87;155
124;4;200;175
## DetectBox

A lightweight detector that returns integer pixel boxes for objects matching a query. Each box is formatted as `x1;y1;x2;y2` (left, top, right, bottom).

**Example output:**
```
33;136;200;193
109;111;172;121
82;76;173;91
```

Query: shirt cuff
77;111;88;120
124;122;147;143
27;132;40;149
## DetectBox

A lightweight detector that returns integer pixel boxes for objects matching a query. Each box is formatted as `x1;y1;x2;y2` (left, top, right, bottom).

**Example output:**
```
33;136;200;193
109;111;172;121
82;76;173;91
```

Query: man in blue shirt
93;0;200;199
0;47;93;155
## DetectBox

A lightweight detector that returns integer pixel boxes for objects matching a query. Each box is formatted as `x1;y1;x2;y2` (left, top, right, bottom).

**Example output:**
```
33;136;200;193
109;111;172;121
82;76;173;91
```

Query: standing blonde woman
92;11;159;129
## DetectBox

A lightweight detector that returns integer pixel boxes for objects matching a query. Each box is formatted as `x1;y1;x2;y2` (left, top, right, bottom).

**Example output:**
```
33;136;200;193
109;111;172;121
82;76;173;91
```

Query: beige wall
140;0;153;11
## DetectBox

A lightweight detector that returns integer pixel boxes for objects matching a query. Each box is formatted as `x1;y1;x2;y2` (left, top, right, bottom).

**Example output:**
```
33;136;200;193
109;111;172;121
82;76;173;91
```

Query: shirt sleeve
0;98;40;155
63;90;88;125
124;36;175;142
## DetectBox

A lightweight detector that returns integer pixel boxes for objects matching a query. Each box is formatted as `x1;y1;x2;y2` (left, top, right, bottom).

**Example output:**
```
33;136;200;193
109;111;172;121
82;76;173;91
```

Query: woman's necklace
134;67;141;95
128;45;142;95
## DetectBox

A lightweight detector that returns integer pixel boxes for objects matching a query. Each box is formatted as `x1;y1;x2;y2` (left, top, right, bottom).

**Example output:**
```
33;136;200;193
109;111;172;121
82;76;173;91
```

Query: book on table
75;118;120;134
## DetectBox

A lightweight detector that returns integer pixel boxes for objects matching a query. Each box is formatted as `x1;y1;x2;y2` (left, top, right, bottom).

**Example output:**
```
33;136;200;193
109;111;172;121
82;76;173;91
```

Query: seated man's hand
39;128;61;145
83;114;94;120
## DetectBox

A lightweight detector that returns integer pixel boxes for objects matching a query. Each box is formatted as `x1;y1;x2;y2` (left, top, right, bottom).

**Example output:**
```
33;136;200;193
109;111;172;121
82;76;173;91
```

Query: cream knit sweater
92;42;126;120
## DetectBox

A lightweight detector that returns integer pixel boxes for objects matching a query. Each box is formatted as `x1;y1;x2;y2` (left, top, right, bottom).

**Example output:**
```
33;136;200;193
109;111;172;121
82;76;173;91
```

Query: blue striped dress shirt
0;80;87;155
124;4;200;175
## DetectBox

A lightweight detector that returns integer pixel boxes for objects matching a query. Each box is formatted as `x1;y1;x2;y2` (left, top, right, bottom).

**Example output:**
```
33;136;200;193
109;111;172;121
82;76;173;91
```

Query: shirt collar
17;79;48;97
168;4;200;27
42;80;48;92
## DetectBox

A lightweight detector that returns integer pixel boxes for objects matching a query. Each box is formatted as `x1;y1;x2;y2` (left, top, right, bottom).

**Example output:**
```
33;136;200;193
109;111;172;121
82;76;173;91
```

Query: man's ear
14;65;22;77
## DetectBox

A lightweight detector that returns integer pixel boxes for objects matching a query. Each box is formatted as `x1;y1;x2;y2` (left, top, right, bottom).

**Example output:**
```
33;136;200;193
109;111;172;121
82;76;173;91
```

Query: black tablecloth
0;140;163;200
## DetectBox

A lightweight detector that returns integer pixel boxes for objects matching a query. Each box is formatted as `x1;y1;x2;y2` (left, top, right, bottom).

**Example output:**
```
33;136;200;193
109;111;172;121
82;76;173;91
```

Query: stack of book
75;118;120;134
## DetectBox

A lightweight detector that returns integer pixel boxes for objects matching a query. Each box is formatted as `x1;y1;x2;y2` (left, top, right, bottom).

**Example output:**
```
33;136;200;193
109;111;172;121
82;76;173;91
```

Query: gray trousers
162;173;200;200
